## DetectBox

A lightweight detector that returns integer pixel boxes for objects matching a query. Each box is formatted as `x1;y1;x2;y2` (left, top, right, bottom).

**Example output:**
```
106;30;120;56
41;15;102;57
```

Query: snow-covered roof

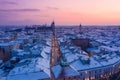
40;50;49;59
65;53;79;63
63;66;79;77
100;46;118;52
17;52;30;56
51;65;62;78
0;43;10;47
43;46;51;54
0;77;6;80
70;57;102;71
0;60;3;64
0;69;4;75
7;71;50;80
31;49;40;55
8;58;50;79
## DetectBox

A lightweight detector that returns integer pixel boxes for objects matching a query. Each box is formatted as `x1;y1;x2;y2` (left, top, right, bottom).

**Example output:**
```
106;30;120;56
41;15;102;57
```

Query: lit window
85;78;89;80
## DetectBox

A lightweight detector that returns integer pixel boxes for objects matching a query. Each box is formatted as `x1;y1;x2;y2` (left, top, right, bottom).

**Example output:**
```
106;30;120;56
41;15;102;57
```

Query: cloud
0;1;18;5
10;19;36;25
46;7;59;10
0;9;40;12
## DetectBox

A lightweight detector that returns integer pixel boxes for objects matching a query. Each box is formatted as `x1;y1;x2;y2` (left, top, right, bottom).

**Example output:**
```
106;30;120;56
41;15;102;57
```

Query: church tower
79;24;82;34
51;21;55;36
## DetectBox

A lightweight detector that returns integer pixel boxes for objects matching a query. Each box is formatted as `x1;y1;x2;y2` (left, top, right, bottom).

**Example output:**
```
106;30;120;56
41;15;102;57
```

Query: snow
7;72;50;80
0;60;3;64
31;49;40;55
0;26;120;79
40;46;51;59
40;50;48;59
18;52;30;56
100;46;118;52
10;57;17;60
70;57;102;71
43;46;51;54
46;41;51;46
65;53;79;63
36;58;50;76
8;58;50;79
0;69;4;75
64;66;79;77
0;43;10;47
12;49;23;53
70;54;120;72
0;77;6;80
81;56;89;61
100;56;120;66
52;65;62;78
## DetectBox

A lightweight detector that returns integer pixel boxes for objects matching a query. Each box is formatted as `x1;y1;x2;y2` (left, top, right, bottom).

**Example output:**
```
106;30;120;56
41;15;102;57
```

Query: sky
0;0;120;25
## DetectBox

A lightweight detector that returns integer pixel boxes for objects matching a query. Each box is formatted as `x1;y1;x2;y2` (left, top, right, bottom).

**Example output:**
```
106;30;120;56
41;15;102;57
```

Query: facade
0;48;11;61
72;39;89;51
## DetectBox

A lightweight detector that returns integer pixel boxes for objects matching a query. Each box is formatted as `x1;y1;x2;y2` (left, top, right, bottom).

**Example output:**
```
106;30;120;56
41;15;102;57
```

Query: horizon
0;24;120;27
0;0;120;25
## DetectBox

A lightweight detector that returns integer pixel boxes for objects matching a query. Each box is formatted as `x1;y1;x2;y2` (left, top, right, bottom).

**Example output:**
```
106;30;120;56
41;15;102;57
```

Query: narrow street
50;34;61;80
51;35;61;67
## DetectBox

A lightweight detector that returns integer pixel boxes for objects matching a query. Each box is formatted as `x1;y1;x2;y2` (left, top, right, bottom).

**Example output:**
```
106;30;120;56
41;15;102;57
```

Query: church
35;21;55;32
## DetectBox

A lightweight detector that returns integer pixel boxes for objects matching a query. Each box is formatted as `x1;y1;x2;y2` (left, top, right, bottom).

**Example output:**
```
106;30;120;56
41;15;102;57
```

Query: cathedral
35;21;55;32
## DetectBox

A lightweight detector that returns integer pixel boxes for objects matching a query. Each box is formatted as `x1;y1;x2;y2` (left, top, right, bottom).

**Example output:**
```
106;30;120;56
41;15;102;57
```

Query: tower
51;21;55;36
79;24;82;34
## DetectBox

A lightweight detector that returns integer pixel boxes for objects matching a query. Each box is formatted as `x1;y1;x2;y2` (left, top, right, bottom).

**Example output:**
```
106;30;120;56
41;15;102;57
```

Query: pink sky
0;0;120;25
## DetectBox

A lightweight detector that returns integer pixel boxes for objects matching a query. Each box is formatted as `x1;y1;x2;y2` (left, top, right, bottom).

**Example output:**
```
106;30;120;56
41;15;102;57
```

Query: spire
79;23;82;34
51;21;55;36
51;20;54;25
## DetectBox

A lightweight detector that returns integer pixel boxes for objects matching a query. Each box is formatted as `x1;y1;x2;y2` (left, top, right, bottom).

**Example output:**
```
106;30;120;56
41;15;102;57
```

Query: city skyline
0;0;120;25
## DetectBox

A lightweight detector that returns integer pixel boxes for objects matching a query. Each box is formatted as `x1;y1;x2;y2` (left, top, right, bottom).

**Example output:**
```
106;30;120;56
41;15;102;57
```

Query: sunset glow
0;0;120;25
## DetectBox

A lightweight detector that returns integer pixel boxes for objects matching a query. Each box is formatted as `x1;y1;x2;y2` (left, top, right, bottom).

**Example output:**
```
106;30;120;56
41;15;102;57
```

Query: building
72;38;89;51
35;21;55;33
0;45;11;61
72;24;90;51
